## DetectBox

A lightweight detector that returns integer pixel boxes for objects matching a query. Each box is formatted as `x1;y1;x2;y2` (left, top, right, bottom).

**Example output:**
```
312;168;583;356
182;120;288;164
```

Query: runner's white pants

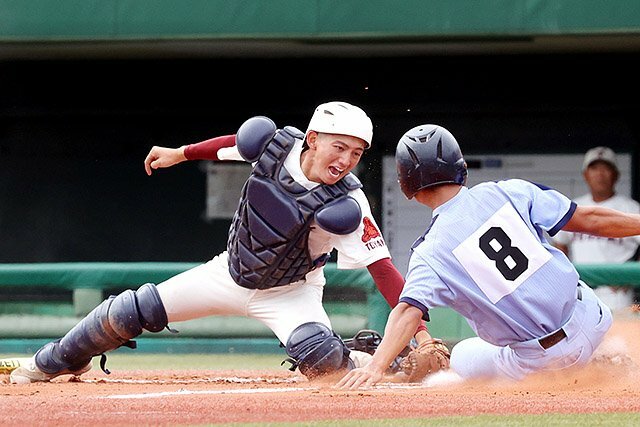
450;282;612;380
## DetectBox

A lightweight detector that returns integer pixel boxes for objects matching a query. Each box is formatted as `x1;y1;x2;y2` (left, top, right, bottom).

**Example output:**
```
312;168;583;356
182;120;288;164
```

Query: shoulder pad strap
342;173;362;191
282;126;305;140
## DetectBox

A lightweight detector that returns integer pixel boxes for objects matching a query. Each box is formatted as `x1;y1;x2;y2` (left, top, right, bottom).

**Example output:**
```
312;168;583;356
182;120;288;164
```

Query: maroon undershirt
184;134;237;161
367;257;428;334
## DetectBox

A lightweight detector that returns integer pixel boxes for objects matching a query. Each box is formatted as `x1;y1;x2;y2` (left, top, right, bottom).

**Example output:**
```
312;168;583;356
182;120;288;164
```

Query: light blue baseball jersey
399;179;579;346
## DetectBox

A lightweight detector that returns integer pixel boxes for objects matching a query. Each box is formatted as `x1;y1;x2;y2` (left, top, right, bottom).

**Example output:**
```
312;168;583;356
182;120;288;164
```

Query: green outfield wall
0;261;638;354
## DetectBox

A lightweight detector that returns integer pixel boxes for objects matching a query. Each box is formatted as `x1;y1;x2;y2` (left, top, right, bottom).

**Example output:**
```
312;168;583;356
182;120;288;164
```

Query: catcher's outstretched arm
144;134;239;176
184;134;237;161
336;303;422;390
144;146;188;175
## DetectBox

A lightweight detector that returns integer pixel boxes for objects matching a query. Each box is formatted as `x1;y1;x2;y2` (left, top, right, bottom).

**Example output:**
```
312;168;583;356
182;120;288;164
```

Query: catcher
4;101;443;384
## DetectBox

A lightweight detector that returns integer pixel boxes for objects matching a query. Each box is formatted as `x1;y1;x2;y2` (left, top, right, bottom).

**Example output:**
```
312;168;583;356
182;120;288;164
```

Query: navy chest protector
227;116;363;290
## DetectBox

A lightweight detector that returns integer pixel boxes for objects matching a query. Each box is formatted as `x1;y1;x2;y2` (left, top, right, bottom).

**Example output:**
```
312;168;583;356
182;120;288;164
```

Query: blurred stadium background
1;0;639;355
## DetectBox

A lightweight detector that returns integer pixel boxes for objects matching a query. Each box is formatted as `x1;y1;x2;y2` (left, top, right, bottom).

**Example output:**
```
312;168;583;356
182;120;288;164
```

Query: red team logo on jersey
362;217;380;242
361;217;386;251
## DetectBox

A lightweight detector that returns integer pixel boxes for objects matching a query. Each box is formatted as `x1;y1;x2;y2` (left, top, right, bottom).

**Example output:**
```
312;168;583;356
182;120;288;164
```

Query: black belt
538;286;583;350
538;328;567;349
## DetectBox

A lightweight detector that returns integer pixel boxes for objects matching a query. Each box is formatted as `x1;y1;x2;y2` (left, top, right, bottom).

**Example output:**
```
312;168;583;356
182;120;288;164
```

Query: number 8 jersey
399;179;578;346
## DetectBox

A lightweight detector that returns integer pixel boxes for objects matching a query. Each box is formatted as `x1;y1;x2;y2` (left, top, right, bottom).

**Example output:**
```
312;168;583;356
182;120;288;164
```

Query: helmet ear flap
455;158;469;186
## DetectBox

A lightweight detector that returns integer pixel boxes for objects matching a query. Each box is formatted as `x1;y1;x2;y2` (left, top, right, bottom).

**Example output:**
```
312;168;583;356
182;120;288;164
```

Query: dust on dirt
1;317;639;426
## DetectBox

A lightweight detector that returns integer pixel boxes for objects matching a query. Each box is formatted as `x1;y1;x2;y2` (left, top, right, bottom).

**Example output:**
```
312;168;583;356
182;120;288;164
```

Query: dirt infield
2;318;640;426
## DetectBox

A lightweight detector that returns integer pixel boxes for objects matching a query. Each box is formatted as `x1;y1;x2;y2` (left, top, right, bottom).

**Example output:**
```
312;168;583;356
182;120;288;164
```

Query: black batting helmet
395;124;467;199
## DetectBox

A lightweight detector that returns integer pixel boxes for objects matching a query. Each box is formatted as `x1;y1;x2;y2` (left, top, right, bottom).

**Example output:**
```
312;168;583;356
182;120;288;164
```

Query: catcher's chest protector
227;126;362;290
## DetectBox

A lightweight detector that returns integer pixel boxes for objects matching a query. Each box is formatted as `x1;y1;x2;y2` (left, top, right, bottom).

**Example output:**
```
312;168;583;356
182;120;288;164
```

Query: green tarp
2;1;639;41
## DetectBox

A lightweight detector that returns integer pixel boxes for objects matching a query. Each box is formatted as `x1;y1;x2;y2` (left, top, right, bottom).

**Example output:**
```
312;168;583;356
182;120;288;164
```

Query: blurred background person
553;146;640;311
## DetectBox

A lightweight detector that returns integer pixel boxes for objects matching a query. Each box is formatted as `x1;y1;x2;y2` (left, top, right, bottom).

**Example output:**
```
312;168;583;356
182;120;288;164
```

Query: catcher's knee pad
284;322;353;379
135;282;169;332
35;283;168;375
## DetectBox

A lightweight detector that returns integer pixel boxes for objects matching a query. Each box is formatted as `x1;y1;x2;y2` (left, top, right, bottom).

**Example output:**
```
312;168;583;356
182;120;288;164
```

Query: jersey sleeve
398;251;449;321
333;189;391;269
502;180;576;237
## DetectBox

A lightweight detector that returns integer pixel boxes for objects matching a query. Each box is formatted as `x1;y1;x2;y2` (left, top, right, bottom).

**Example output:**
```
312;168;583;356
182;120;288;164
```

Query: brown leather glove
400;338;451;382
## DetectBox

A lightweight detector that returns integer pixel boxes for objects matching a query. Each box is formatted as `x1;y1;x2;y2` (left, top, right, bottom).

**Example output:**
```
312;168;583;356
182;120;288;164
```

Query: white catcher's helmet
306;101;373;148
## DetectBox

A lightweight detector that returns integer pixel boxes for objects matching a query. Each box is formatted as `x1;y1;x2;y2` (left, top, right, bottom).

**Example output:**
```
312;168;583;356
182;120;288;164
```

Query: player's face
304;132;366;185
583;161;617;198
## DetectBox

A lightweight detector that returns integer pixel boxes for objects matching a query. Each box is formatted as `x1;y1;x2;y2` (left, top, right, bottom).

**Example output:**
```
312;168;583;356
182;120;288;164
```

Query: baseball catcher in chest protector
4;101;446;384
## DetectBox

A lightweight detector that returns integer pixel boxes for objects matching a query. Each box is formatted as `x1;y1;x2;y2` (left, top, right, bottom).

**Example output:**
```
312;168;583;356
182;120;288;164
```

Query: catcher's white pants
156;252;331;345
450;282;612;380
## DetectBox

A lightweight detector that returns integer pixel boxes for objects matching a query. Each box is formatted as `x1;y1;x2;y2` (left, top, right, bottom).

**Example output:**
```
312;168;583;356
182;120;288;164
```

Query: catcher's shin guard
283;322;353;379
35;283;169;375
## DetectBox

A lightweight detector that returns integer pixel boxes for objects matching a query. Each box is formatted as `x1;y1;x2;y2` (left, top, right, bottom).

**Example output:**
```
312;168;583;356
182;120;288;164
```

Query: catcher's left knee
284;322;353;379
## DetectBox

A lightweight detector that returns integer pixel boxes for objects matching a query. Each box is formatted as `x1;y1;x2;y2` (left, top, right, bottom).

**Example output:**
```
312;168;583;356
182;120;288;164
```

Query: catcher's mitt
400;338;451;382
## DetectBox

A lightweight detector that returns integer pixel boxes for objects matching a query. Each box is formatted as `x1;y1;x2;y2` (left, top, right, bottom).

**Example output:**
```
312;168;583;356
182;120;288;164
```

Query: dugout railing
0;262;638;354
